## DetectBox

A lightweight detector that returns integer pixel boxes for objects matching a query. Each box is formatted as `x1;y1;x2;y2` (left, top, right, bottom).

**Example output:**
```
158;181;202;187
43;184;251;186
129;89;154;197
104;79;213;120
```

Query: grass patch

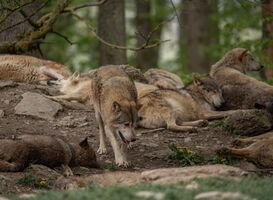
10;176;273;200
208;154;240;165
165;144;203;166
17;174;48;189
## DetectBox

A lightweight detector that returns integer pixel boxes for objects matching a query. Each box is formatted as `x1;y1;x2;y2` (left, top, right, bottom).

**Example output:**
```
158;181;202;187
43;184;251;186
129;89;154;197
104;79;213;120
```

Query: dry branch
71;12;170;51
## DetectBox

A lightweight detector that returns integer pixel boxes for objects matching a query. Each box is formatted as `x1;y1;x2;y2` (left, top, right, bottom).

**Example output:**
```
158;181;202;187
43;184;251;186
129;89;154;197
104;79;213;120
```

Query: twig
140;128;165;134
0;0;49;34
63;0;107;12
50;31;74;45
71;12;170;51
0;0;37;25
169;0;183;29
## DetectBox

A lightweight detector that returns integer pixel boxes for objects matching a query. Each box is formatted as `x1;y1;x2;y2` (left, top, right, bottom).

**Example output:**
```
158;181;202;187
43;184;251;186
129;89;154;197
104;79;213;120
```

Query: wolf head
193;76;225;108
74;137;99;168
235;48;263;72
106;99;138;145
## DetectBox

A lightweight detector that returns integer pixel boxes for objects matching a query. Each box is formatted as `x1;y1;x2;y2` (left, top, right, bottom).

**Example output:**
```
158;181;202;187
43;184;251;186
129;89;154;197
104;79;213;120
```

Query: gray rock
141;164;247;184
0;81;17;89
15;92;62;120
3;100;9;105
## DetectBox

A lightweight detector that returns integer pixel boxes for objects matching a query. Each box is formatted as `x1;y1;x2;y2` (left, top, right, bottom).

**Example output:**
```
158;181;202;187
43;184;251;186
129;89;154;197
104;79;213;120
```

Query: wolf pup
91;65;138;167
0;135;98;176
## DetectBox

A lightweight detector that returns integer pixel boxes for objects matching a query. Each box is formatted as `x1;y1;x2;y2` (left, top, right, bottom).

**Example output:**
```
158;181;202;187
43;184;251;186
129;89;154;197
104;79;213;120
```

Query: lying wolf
47;65;146;105
144;68;184;90
47;72;92;105
91;65;138;167
0;135;98;176
219;133;273;168
0;54;72;83
209;48;269;110
137;76;237;131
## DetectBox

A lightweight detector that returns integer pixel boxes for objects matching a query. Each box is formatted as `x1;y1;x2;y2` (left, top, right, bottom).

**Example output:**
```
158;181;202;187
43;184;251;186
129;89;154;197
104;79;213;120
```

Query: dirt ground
0;82;254;194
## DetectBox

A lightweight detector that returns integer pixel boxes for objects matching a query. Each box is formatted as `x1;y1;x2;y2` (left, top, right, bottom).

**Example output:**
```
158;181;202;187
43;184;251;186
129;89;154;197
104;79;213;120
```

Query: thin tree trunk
135;0;167;71
179;0;219;73
98;0;127;66
260;0;273;79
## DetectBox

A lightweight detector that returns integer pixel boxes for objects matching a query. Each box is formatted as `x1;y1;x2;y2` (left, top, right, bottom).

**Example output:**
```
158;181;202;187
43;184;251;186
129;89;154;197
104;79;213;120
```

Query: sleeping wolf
137;76;237;131
91;65;138;167
0;54;71;83
47;72;93;105
144;68;184;90
209;48;270;110
0;135;98;176
219;134;273;168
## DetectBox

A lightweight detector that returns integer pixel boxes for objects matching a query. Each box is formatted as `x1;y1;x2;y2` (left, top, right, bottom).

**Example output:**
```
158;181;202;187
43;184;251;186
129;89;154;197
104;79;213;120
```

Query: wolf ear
239;49;248;62
112;101;121;112
193;78;202;86
79;137;89;149
72;71;80;80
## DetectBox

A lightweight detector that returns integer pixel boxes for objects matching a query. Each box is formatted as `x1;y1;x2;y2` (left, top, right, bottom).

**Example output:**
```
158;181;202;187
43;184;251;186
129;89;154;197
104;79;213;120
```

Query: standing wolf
91;65;138;167
210;48;269;110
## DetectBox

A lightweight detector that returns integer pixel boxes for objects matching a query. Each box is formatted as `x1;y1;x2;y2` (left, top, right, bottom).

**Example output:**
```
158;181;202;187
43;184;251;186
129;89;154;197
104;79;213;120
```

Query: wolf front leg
105;126;130;167
95;111;107;154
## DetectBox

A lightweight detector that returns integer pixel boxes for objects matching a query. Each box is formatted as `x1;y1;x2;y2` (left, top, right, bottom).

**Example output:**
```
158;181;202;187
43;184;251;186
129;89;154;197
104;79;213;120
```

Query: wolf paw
97;147;107;155
127;142;134;150
116;160;131;168
62;165;74;177
197;120;208;127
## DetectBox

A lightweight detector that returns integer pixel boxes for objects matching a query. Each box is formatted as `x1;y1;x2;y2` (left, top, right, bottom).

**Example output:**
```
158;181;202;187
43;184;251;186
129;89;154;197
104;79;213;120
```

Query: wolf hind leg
166;121;197;132
180;119;208;127
95;111;107;154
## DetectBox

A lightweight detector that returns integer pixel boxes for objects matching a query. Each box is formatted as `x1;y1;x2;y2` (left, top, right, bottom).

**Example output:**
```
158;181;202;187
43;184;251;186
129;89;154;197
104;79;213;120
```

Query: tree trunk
260;0;273;80
179;0;219;73
0;0;42;56
98;0;127;66
135;0;167;71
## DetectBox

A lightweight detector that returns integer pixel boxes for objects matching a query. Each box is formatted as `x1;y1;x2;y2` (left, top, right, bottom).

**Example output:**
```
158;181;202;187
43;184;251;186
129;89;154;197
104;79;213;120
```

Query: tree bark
179;0;219;73
135;0;167;71
260;0;273;80
98;0;127;66
0;0;42;56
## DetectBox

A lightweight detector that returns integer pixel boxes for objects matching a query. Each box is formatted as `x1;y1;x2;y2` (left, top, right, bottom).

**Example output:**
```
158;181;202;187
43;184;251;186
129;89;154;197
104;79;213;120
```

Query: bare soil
0;82;253;194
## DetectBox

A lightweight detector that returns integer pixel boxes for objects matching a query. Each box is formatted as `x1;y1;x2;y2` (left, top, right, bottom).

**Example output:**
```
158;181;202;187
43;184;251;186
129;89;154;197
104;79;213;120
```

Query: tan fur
47;72;93;105
91;65;138;167
137;76;237;131
0;135;98;176
144;68;184;90
0;54;72;83
220;136;273;168
134;82;158;98
210;48;268;110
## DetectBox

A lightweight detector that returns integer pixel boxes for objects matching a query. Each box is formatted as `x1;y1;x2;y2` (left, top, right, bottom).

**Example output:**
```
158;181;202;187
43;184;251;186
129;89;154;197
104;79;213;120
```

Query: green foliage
209;154;240;165
17;174;47;189
165;144;203;166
